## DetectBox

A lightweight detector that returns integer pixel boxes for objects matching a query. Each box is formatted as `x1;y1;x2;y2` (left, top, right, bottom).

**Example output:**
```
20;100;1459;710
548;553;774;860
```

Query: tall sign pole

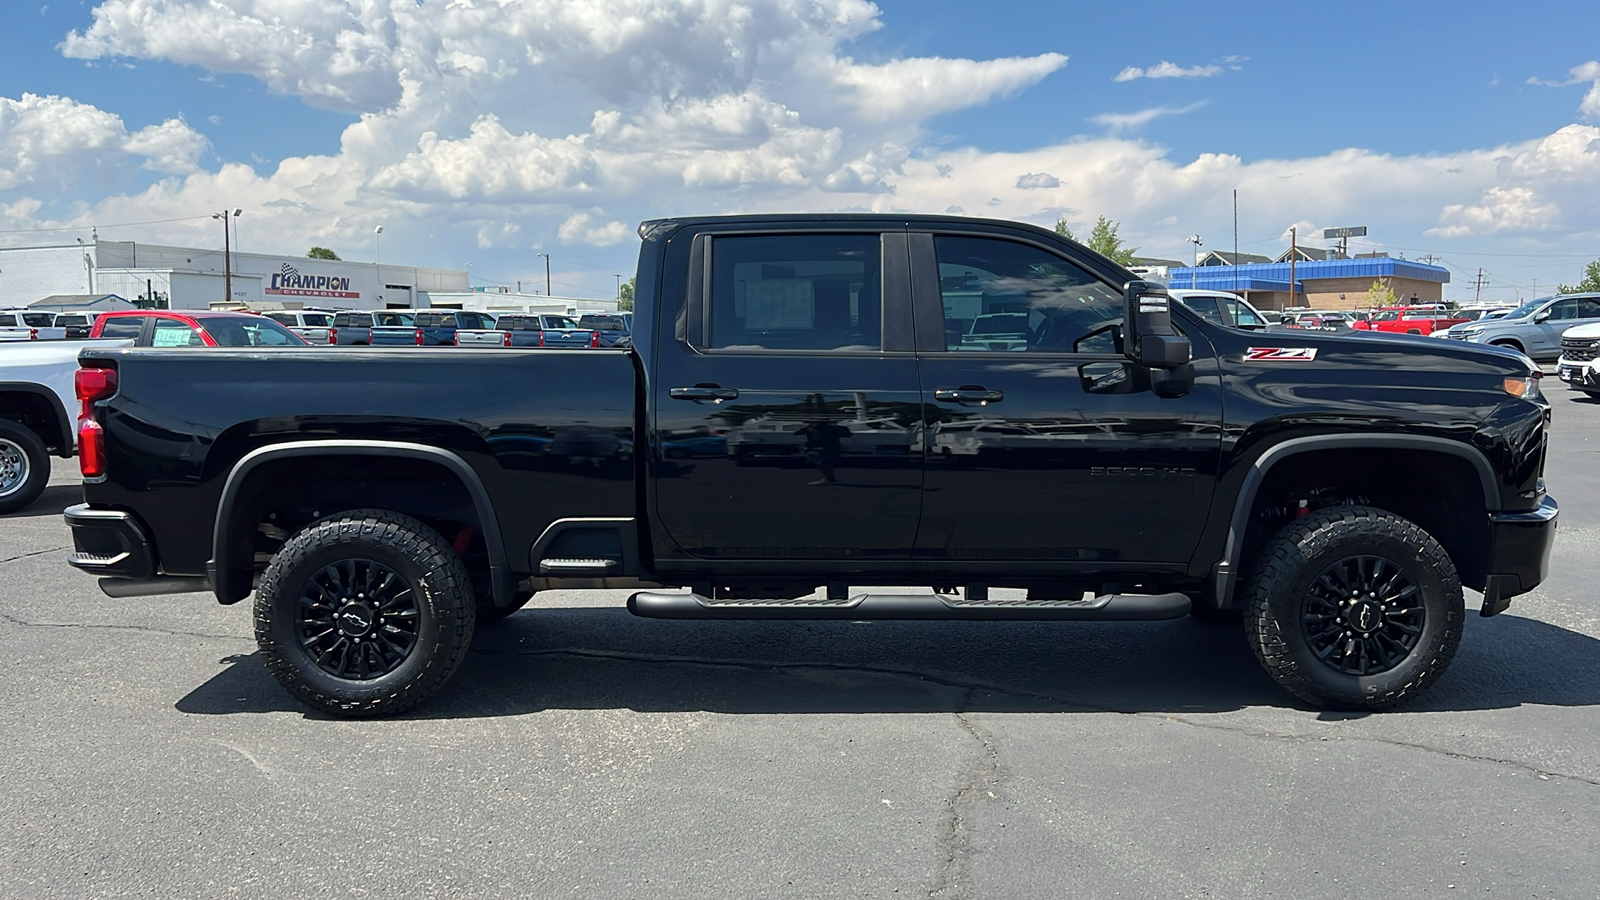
1289;227;1297;309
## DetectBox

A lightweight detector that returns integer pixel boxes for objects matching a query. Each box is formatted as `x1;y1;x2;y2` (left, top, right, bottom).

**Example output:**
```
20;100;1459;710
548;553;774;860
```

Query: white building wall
0;239;468;310
420;290;619;315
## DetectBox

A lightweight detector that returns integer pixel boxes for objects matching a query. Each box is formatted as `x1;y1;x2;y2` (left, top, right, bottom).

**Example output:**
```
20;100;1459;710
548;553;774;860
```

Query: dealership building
0;239;468;311
1143;250;1451;312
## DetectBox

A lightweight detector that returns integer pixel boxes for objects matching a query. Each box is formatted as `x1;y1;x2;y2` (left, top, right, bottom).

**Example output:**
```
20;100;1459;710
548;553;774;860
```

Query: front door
910;231;1224;566
651;229;923;560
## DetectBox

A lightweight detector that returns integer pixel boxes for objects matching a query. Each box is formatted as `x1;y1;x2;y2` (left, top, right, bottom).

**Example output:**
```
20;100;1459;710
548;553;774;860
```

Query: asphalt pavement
3;387;1599;898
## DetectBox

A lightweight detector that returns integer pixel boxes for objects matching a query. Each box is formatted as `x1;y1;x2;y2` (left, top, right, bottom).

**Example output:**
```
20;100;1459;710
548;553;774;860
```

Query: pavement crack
0;611;247;643
0;546;69;565
929;689;1002;900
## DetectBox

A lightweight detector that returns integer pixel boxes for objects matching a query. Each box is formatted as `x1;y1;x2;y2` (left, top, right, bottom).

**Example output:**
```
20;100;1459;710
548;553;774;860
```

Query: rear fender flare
1212;433;1498;607
210;440;511;606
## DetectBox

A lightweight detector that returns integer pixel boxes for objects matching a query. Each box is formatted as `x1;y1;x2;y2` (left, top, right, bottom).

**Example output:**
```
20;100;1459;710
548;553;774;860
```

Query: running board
627;591;1191;621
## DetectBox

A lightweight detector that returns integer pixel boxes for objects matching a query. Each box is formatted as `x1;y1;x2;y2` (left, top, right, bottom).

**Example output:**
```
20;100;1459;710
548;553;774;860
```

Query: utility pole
1289;227;1298;309
615;274;622;299
1420;254;1441;265
212;208;241;304
1471;268;1488;304
537;252;551;297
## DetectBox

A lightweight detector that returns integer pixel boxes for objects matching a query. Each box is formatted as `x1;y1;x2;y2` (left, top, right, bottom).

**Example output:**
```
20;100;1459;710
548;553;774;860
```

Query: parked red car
89;311;308;347
1351;306;1468;336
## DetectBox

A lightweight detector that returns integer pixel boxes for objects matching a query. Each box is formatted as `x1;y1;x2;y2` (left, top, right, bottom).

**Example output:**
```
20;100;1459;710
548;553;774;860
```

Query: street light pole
374;225;384;304
537;252;551;297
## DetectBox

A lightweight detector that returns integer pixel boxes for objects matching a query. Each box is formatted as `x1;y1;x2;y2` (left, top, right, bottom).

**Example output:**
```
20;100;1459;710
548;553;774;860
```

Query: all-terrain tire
1243;505;1463;710
0;419;50;514
254;509;475;717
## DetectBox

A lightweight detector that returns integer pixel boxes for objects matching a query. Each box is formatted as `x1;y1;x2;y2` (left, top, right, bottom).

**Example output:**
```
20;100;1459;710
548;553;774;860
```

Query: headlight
1461;328;1485;340
1503;372;1543;401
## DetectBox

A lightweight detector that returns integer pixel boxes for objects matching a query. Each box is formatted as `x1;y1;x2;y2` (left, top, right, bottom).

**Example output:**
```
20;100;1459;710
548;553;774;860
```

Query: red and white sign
1245;347;1318;361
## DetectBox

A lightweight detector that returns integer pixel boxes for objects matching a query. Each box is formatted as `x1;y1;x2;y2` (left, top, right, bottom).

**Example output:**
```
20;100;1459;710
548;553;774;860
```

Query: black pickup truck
64;214;1558;716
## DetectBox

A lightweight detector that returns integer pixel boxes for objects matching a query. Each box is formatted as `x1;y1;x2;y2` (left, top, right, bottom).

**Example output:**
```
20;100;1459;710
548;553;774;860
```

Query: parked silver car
1453;293;1600;360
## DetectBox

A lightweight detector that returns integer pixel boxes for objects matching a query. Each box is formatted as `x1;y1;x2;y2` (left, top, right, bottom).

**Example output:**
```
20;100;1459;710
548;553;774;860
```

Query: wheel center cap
1349;600;1383;634
336;603;375;637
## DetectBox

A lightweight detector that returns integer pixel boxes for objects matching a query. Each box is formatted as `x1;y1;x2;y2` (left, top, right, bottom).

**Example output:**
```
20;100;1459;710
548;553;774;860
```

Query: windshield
1502;298;1552;320
543;316;578;329
198;317;305;347
374;312;415;327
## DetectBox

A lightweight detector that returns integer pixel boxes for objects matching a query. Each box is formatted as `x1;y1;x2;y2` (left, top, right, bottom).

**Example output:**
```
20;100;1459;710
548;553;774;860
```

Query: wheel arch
211;440;512;607
1213;434;1497;608
0;383;73;457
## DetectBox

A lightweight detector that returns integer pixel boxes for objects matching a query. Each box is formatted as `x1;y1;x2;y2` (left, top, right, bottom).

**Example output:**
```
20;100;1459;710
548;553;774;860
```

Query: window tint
1221;297;1265;327
1183;297;1227;326
332;313;359;327
1578;298;1600;318
374;312;413;327
705;234;881;351
264;312;298;325
1549;299;1578;320
579;315;626;330
541;316;578;329
933;236;1122;353
151;318;203;347
21;312;55;327
301;313;332;326
55;314;89;326
199;317;302;347
98;318;144;340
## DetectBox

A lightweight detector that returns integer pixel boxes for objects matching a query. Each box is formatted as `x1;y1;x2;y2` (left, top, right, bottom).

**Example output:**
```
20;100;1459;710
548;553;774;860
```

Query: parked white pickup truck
0;309;68;342
0;338;131;511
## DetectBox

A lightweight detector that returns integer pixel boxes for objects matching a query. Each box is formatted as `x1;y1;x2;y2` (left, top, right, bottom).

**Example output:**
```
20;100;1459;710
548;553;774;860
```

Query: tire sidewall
1265;518;1461;703
257;517;471;711
0;420;49;513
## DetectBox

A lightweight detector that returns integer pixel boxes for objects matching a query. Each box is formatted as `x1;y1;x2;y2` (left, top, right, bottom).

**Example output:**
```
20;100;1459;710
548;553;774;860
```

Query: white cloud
834;53;1068;121
1113;61;1223;82
1528;61;1600;120
1015;172;1060;189
0;93;207;188
1091;101;1207;134
558;213;629;247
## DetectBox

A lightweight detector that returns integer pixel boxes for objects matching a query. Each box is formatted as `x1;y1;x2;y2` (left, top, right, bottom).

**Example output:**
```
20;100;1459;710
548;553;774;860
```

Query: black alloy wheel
1244;505;1462;710
297;559;420;680
1300;555;1424;676
255;509;475;717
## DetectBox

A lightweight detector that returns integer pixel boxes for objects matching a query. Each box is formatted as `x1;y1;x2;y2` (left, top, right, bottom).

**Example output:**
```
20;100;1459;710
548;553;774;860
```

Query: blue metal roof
1169;257;1450;285
1170;274;1299;292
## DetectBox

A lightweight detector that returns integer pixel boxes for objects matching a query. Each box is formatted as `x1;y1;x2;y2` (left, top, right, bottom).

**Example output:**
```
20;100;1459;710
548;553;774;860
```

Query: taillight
538;332;545;348
502;331;512;348
590;331;601;348
29;328;38;340
328;327;339;344
75;366;117;480
453;334;461;346
415;328;424;346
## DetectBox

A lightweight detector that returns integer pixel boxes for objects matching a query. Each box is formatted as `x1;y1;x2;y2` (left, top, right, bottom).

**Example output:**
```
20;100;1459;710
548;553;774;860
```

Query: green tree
1557;259;1600;294
306;246;340;260
1054;215;1139;265
618;276;636;312
1364;278;1398;308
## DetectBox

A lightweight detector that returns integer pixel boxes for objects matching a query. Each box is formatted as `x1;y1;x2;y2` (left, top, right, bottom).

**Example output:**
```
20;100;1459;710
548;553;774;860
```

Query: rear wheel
1243;506;1463;710
254;509;475;717
0;420;49;514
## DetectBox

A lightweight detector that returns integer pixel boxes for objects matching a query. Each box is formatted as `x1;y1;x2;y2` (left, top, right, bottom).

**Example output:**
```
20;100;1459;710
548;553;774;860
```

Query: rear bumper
63;503;157;579
1481;495;1559;616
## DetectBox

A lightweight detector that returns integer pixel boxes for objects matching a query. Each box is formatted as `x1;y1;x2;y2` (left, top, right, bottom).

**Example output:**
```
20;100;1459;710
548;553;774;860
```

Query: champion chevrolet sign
265;263;359;299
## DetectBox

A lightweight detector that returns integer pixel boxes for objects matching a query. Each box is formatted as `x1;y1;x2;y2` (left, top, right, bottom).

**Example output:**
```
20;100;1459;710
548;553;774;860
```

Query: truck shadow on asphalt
175;609;1600;718
0;485;82;519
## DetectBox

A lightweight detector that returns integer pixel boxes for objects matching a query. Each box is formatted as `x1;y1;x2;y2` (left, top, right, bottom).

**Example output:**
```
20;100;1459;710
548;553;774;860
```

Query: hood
1561;322;1600;340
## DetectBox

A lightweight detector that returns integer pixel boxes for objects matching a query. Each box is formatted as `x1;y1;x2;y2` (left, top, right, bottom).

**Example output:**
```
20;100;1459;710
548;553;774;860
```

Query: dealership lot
2;385;1598;898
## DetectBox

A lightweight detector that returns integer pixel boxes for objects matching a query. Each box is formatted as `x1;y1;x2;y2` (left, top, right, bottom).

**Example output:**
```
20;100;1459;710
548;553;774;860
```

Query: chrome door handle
670;385;740;402
934;387;1004;404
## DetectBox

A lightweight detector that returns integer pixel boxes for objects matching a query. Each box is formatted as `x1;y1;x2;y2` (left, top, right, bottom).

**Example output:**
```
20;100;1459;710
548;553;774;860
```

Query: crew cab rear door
649;226;922;561
908;227;1224;565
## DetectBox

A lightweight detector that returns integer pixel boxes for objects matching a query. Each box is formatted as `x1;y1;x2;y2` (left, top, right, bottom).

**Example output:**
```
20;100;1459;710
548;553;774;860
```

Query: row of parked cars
1;307;632;349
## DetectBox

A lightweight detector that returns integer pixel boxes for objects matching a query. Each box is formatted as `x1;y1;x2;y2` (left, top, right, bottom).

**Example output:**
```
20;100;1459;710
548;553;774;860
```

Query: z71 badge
1245;347;1318;361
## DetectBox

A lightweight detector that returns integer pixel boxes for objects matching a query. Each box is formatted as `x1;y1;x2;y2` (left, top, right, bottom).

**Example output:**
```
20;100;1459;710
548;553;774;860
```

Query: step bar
627;591;1190;622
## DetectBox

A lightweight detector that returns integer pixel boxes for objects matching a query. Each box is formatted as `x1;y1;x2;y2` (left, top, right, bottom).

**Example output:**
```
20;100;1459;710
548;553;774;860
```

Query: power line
0;214;213;235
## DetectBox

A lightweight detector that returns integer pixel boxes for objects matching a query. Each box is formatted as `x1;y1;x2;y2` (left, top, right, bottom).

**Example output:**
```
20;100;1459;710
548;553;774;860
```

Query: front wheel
1243;506;1463;710
0;420;49;514
254;509;475;717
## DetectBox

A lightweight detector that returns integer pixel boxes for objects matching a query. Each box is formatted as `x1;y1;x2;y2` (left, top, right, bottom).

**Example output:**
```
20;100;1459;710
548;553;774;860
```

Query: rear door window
98;317;145;340
703;233;882;351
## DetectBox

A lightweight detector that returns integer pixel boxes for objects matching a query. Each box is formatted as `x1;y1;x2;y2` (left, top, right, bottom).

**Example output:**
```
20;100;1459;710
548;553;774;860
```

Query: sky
1;0;1598;304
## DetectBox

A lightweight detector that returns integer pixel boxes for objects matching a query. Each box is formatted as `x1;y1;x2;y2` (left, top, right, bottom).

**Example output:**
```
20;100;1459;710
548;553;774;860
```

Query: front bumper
64;503;156;579
1481;495;1559;616
1556;356;1599;390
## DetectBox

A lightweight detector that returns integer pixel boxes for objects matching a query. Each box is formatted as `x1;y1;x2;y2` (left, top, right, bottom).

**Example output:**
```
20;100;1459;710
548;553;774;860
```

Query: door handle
670;385;740;402
934;386;1004;405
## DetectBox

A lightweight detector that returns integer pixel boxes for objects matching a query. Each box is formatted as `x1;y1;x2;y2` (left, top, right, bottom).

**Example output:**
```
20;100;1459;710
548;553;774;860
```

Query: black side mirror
1123;281;1191;369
